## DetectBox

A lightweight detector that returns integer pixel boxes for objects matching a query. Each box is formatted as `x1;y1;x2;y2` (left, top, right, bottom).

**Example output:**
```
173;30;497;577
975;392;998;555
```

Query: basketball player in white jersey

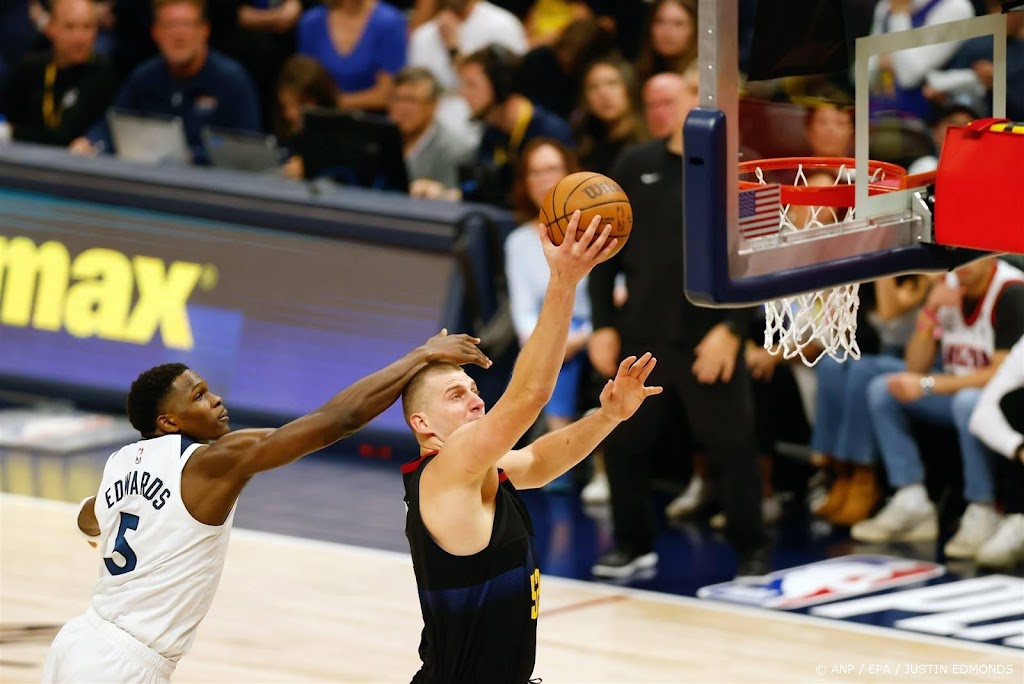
852;256;1024;559
42;331;490;683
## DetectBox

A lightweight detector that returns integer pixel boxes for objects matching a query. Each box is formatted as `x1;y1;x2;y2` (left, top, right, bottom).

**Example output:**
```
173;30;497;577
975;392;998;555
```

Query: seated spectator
389;66;474;190
517;17;614;121
868;0;975;119
810;275;933;527
456;43;573;206
72;0;261;165
968;334;1024;568
274;54;340;179
1;0;115;146
805;101;854;158
634;0;698;86
852;257;1024;560
907;96;981;174
408;0;528;146
783;101;854;227
924;0;1024;120
573;56;645;174
505;138;592;444
297;0;406;112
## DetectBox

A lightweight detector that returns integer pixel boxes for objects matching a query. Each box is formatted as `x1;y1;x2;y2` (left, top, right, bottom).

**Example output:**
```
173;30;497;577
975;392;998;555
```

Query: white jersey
91;434;235;662
939;260;1024;375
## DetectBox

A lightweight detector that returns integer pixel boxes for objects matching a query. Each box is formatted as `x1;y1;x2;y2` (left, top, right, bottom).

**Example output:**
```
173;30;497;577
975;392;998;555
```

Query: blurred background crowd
1;0;1022;581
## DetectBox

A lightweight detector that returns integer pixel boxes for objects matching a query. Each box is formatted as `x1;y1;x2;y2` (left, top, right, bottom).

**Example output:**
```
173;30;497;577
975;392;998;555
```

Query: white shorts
41;608;176;683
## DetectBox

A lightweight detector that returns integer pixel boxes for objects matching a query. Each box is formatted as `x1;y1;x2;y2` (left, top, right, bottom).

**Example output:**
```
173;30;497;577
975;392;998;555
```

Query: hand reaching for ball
538;210;617;285
540;172;633;258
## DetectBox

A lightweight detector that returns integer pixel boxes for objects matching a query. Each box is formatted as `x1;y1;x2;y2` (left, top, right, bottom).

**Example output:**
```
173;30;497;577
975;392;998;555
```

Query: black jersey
402;452;539;684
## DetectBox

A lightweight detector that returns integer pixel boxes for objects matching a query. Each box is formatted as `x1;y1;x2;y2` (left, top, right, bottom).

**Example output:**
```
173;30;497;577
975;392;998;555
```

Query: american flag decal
739;184;781;238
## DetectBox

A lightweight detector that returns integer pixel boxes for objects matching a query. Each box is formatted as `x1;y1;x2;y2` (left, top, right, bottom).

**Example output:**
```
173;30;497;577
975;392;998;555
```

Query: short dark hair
126;363;189;436
461;44;521;103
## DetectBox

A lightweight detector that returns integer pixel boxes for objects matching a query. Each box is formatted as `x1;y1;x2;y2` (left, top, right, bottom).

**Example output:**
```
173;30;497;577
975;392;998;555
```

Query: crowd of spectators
2;0;1022;579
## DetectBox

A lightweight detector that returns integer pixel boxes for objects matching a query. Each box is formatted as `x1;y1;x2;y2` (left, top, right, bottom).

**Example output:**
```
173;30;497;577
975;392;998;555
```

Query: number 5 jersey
91;434;235;662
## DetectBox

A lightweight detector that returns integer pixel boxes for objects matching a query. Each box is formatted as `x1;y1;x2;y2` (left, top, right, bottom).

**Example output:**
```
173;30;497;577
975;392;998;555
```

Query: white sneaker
580;472;610;505
974;514;1024;568
944;503;1001;559
666;476;710;519
850;492;938;543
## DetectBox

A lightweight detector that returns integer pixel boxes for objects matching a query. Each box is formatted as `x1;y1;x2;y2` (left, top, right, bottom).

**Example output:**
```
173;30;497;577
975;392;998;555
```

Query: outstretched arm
436;213;618;480
182;331;490;524
498;353;662;489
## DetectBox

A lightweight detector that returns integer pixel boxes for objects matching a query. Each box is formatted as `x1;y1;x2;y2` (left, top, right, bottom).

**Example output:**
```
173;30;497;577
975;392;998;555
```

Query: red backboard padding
935;118;1024;255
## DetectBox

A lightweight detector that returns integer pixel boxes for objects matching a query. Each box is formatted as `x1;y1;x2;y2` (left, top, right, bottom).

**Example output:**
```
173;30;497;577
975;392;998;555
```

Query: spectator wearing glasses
389;66;475;193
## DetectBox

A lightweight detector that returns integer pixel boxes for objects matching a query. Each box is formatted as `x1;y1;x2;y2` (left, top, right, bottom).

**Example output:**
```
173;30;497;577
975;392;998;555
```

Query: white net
750;161;874;366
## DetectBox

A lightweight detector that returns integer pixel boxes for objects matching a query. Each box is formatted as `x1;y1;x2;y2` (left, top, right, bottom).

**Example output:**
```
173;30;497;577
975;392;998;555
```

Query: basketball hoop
739;156;910;366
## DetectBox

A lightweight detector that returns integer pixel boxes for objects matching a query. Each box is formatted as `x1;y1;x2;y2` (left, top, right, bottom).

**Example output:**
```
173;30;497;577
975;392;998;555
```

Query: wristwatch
919;375;936;395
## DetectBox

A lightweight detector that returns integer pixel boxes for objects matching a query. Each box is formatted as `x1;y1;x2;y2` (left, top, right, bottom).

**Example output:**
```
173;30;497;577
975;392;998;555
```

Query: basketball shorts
41;608;176;683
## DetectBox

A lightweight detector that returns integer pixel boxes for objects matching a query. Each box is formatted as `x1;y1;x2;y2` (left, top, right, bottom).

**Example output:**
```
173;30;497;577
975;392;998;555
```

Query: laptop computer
107;110;190;165
298;108;409;192
202;126;281;172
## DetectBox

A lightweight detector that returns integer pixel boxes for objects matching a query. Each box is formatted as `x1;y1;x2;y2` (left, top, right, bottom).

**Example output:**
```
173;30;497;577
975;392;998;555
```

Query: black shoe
735;545;772;582
591;548;659;579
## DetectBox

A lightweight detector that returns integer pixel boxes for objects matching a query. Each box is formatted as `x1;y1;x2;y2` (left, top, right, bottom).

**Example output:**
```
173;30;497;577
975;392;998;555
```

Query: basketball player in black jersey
399;211;663;683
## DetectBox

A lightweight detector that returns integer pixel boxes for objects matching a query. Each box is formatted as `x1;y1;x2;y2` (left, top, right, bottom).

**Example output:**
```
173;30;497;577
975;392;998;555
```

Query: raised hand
538;210;617;286
422;329;492;368
599;352;663;422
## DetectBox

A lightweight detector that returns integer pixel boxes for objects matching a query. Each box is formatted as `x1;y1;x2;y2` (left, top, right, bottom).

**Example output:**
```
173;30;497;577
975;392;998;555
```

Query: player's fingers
596;236;619;261
563;210;582;244
636;355;657;382
628;351;653;374
616;355;637;377
645;386;664;396
585;223;613;257
574;213;601;249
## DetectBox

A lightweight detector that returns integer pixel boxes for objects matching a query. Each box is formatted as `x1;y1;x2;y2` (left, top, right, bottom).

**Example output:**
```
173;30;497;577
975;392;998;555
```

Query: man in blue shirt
72;0;261;164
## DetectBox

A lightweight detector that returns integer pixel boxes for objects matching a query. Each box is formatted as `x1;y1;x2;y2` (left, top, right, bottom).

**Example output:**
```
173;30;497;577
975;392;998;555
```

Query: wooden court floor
2;494;1020;684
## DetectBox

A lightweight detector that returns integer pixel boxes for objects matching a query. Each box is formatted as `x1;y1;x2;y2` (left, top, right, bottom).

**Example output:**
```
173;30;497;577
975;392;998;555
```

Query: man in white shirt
408;0;528;147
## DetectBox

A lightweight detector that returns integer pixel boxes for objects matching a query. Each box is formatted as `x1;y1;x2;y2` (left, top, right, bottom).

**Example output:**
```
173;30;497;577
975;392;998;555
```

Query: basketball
539;172;632;257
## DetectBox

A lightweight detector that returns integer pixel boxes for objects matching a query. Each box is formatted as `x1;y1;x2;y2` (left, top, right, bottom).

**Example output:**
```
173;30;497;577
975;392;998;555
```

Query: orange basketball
539;172;632;257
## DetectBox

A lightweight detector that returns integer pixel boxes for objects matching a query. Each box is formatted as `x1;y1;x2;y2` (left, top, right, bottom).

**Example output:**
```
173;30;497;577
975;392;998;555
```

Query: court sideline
2;495;1019;683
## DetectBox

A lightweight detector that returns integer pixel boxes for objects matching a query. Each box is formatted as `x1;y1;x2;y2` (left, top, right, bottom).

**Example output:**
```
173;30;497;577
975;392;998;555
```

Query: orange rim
738;156;909;207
